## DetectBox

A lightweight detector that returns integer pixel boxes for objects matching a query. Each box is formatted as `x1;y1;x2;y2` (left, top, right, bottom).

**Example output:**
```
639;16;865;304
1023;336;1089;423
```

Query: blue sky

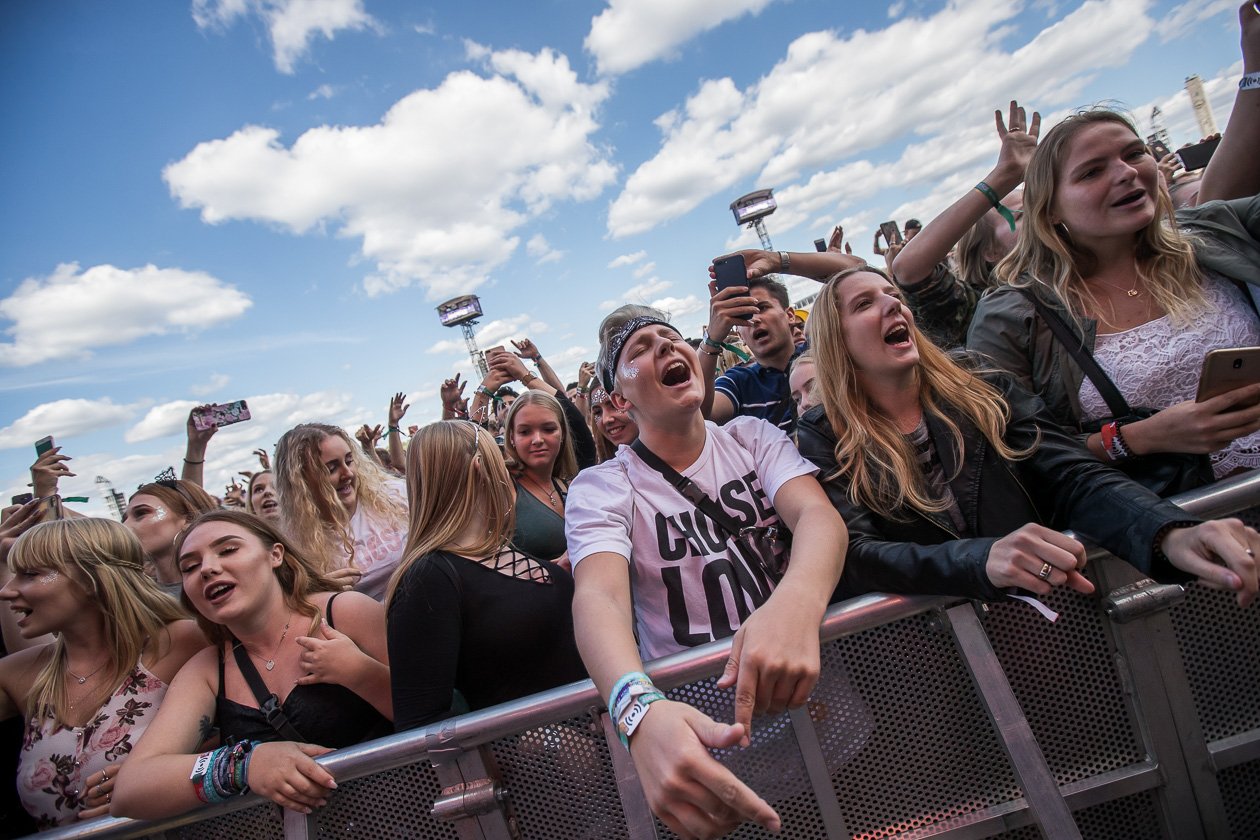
0;0;1244;513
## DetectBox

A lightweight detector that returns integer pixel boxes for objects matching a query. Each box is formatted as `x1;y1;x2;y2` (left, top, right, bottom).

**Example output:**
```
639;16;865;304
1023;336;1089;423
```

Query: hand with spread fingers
388;393;409;427
31;446;76;499
1160;518;1259;607
986;523;1094;595
295;623;372;688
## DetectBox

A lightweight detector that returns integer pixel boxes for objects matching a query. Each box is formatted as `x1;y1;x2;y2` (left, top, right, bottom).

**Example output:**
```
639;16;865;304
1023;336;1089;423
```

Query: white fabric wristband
1241;71;1260;91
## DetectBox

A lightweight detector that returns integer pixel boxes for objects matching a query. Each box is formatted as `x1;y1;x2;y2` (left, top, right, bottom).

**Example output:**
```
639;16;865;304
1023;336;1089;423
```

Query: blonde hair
995;108;1204;325
955;212;1003;291
9;519;188;725
502;391;578;482
810;266;1032;518
386;421;516;605
273;423;406;575
173;510;341;646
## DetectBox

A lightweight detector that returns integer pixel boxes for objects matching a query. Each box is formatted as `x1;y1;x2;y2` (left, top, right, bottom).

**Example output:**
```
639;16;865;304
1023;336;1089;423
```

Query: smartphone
486;345;506;357
814;238;827;252
35;436;54;456
1148;139;1171;160
1177;137;1220;172
10;493;33;506
1196;347;1260;405
712;254;749;291
879;221;903;246
191;400;252;431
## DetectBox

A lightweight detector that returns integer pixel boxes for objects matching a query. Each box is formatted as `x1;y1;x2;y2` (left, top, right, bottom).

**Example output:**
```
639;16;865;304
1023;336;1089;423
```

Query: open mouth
884;324;911;345
751;327;770;343
1112;189;1145;207
336;481;354;497
661;360;691;386
204;582;235;605
260;499;278;512
11;607;31;625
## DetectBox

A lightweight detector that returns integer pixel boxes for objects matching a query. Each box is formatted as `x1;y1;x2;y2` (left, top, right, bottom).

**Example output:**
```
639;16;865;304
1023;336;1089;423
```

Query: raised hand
993;100;1041;184
254;448;271;470
388;393;409;427
512;338;541;361
31;446;75;499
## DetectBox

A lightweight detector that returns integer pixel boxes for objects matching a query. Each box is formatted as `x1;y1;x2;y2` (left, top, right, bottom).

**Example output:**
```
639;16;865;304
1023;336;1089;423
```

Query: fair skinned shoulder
125;644;220;760
0;643;55;722
146;619;210;683
308;589;389;665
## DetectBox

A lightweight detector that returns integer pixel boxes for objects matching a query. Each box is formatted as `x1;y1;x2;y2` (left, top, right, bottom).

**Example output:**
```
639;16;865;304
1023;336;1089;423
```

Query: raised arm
1198;3;1260;203
892;101;1039;288
181;406;217;487
386;393;409;473
513;339;566;393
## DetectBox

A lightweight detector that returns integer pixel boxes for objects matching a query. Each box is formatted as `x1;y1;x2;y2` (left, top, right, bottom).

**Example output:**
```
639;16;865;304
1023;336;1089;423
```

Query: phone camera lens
1234;359;1243;369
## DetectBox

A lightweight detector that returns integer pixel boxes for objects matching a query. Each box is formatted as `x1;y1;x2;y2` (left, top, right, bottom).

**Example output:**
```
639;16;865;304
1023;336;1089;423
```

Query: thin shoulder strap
630;439;747;538
1014;287;1132;418
325;591;340;631
217;645;226;700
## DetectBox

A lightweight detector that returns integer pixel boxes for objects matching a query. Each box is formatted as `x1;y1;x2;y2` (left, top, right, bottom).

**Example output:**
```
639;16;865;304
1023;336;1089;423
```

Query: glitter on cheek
618;362;640;381
152;506;169;521
38;571;59;585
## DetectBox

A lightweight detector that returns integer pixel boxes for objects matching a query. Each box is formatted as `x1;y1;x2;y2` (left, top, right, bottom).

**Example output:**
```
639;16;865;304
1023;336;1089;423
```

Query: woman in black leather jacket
796;266;1258;606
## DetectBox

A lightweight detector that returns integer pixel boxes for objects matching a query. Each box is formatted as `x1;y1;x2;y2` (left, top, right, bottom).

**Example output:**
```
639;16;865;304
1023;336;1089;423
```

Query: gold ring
1038;562;1053;580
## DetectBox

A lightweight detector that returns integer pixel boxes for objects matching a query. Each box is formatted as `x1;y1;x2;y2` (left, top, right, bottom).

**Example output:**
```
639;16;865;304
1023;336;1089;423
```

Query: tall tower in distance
95;475;127;521
1185;75;1219;138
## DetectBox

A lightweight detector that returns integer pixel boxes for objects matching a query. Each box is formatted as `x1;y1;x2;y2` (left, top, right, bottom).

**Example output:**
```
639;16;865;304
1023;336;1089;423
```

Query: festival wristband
476;386;501;403
975;181;1018;233
609;670;652;717
1240;72;1260;91
617;693;665;748
720;341;751;362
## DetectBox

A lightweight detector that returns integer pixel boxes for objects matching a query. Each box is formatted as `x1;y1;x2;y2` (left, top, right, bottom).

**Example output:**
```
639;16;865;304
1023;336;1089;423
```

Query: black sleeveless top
216;593;392;748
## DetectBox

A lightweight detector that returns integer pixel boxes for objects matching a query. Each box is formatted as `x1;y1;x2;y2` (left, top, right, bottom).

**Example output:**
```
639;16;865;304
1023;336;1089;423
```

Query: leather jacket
965;193;1260;431
795;373;1196;601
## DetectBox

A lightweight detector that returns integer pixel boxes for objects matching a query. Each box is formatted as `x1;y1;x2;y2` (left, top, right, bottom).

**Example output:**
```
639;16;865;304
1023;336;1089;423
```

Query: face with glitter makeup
610;323;704;420
0;565;88;639
123;493;188;564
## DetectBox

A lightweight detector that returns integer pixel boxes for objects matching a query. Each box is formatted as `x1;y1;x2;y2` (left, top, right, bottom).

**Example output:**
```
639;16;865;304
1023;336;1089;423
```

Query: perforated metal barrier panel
35;475;1260;840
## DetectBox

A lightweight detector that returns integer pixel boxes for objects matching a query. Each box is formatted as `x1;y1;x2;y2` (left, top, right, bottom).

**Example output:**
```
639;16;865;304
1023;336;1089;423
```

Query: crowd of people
0;5;1258;837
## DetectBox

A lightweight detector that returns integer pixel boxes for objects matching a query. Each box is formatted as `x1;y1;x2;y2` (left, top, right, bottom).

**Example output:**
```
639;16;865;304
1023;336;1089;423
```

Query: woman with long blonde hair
0;518;204;829
797;265;1258;606
968;100;1260;489
273;423;408;600
386;421;584;731
112;510;391;820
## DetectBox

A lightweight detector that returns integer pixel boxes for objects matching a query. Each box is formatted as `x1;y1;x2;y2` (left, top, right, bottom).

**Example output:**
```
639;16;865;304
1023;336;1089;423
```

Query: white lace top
1079;273;1260;479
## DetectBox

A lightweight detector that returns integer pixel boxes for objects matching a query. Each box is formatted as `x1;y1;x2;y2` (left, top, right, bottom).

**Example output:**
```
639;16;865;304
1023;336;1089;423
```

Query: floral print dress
17;662;168;829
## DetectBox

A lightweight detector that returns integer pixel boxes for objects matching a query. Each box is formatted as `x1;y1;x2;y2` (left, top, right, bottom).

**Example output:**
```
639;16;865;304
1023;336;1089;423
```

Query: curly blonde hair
273;423;406;575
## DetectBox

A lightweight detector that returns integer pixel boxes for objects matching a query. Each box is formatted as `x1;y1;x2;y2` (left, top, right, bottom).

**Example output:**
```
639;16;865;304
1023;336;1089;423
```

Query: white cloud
607;0;1158;238
165;45;616;300
190;373;232;397
540;345;592;381
608;250;647;268
426;315;549;355
600;276;674;310
526;234;565;265
888;1;907;18
192;0;380;75
632;260;657;279
650;294;706;325
308;83;338;100
125;401;200;444
0;399;138;450
585;0;781;76
0;262;252;367
1154;0;1234;42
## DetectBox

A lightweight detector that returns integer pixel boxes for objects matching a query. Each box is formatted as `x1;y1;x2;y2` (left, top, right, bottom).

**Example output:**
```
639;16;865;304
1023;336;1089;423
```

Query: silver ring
1037;562;1053;581
1247;548;1255;558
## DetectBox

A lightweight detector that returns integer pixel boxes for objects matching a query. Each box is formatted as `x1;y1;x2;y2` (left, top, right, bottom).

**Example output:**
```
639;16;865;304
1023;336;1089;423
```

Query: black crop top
216;593;391;748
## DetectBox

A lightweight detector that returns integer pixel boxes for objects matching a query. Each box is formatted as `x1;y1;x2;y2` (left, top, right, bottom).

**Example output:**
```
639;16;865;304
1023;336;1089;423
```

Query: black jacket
795;373;1196;601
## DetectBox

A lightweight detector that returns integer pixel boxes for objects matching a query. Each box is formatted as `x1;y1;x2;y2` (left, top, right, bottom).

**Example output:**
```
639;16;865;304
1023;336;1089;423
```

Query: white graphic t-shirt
566;417;818;661
347;478;408;601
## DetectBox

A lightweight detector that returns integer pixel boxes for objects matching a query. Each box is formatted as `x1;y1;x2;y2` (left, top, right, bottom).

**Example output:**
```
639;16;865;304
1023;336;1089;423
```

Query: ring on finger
1246;548;1255;558
1037;562;1053;581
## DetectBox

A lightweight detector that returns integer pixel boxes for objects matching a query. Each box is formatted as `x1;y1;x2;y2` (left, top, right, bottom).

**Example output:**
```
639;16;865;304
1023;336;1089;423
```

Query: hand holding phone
191;400;252;431
879;221;903;246
711;254;753;322
1197;347;1260;405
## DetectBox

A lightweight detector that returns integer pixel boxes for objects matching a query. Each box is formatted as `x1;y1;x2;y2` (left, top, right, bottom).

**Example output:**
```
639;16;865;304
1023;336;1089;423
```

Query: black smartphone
1178;137;1220;172
814;238;827;252
1148;138;1171;160
35;436;54;456
879;221;903;246
11;493;33;506
712;254;748;291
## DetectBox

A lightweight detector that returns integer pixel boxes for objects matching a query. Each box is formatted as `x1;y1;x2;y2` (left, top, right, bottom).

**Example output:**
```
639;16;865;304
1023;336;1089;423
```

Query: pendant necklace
249;612;293;671
524;474;559;510
66;661;106;686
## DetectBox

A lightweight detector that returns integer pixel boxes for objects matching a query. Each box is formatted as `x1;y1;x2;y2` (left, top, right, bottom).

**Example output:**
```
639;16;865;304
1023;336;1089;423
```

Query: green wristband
975;181;1017;233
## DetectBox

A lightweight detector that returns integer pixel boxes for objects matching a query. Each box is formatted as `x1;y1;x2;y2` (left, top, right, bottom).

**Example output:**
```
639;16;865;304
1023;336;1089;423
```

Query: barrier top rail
36;468;1260;840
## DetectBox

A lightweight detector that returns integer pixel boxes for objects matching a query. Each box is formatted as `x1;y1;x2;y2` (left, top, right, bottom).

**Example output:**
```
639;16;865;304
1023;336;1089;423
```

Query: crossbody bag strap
231;641;307;742
629;439;747;538
1015;287;1133;418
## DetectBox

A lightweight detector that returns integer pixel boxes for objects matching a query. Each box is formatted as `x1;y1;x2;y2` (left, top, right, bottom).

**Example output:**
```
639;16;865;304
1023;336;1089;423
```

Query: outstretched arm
1198;3;1260;203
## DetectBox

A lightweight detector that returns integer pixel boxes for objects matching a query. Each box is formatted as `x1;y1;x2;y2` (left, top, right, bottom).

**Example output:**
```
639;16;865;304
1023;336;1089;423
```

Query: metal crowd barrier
38;471;1260;839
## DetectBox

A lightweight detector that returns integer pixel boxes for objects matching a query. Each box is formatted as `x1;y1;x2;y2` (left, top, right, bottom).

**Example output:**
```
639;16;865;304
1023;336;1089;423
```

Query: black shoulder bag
231;641;308;742
1017;288;1213;496
630;439;789;584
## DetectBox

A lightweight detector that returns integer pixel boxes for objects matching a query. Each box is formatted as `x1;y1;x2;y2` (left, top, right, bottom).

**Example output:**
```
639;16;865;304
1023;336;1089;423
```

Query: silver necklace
66;661;106;685
247;613;292;671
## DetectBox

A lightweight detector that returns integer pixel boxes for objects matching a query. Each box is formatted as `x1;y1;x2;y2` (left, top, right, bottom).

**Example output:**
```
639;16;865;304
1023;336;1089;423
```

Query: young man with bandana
566;305;848;839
